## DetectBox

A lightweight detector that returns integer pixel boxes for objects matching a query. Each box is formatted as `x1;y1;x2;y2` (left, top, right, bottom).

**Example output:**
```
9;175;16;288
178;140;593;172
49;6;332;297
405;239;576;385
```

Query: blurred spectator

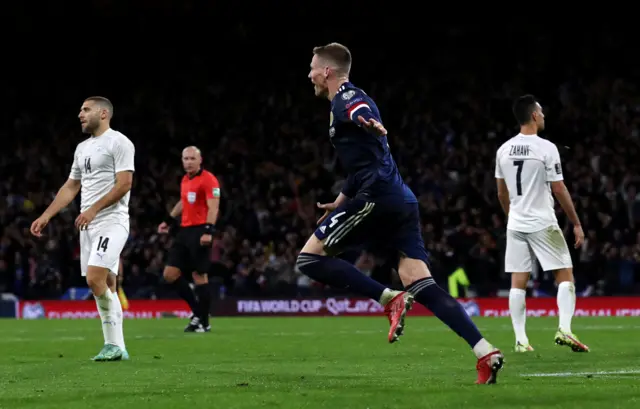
1;10;639;298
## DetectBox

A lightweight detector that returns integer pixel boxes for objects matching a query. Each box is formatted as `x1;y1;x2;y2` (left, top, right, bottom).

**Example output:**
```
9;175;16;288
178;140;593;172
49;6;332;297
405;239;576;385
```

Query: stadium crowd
1;11;638;300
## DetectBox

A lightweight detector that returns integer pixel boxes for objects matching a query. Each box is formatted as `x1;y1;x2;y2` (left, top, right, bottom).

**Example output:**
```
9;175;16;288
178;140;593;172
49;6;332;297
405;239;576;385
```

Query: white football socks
379;288;396;306
472;338;495;359
94;288;119;347
111;290;126;350
557;281;576;333
509;288;528;345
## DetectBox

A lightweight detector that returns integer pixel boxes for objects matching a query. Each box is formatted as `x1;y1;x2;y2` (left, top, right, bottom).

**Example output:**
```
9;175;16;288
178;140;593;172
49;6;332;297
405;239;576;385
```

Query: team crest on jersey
341;90;356;100
213;187;220;197
187;192;196;203
329;112;334;126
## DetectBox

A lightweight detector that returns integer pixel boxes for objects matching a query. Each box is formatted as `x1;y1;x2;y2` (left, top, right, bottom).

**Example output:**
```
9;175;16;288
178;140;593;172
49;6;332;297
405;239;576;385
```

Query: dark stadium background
1;2;639;305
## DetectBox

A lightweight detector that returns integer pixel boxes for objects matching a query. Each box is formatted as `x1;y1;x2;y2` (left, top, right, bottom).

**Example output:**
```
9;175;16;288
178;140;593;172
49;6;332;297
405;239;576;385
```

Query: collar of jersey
332;81;355;103
188;168;203;179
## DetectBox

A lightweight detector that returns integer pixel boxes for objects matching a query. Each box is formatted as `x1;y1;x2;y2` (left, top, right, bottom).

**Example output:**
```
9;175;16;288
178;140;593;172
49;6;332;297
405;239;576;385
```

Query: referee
158;146;220;332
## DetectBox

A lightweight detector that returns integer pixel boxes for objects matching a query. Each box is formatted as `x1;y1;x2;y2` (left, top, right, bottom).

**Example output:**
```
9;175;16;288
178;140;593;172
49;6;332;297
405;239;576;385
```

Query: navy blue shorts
314;199;429;265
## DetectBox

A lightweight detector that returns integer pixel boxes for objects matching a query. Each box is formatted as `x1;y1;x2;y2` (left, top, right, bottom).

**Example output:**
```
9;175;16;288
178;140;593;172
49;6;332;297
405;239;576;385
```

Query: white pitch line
0;336;86;343
520;369;640;377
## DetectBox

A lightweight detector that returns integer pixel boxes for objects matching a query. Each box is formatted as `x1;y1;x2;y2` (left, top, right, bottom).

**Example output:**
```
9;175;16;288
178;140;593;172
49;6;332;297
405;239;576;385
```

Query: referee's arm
170;201;183;218
205;198;219;227
203;173;221;231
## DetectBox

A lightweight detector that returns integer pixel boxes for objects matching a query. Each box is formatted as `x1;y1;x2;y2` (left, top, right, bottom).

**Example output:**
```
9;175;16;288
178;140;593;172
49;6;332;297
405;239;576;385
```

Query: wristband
203;223;215;233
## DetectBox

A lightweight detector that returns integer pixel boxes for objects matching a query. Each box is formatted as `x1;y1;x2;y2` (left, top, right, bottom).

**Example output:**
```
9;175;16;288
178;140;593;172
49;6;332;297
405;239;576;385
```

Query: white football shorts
505;225;573;273
80;221;129;276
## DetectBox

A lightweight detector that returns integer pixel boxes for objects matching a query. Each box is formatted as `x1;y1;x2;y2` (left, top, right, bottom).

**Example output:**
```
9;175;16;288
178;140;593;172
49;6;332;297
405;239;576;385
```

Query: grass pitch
0;317;639;409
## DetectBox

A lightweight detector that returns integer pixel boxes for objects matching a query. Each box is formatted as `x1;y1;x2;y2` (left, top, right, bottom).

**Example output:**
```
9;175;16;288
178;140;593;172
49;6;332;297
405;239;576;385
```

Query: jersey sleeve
203;173;221;199
113;137;136;173
337;90;379;126
69;146;82;180
494;151;504;179
544;143;563;182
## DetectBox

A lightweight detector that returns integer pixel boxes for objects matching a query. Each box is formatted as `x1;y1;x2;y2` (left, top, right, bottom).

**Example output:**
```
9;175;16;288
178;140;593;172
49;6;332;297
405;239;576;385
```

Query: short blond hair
313;42;352;76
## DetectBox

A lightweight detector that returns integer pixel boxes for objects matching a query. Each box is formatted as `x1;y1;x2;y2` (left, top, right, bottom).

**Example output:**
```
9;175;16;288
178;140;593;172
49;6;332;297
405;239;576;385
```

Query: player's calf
554;268;576;333
509;272;531;348
297;235;389;302
87;266;126;358
397;257;503;383
551;267;588;350
192;272;211;330
106;272;118;293
297;235;409;341
163;266;201;328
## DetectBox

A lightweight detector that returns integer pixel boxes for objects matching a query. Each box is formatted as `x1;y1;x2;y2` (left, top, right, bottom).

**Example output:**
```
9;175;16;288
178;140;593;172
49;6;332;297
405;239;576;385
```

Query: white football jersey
495;133;563;233
69;128;135;225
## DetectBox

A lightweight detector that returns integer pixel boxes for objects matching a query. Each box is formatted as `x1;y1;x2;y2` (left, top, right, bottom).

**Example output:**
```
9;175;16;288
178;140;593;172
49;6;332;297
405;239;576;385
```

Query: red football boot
384;291;414;343
475;350;504;384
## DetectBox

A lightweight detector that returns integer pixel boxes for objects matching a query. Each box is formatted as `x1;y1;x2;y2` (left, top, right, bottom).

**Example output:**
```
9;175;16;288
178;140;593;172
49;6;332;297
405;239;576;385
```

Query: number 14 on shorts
97;236;109;252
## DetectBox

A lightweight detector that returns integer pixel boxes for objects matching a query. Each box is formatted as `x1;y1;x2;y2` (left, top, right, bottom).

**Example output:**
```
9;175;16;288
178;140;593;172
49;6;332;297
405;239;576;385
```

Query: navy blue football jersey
330;82;416;204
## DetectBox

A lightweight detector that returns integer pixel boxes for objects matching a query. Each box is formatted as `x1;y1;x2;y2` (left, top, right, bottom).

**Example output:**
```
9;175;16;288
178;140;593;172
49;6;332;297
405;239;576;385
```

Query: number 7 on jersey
513;160;524;196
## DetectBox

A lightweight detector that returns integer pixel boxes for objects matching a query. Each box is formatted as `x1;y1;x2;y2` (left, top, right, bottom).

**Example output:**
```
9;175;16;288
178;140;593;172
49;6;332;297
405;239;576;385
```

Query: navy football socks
171;276;200;316
297;252;386;301
194;284;211;327
407;277;483;348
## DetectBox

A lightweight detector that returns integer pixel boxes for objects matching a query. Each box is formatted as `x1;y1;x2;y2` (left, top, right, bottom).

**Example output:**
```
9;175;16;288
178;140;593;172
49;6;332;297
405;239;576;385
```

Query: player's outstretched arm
358;116;387;136
31;178;81;237
340;92;387;136
550;181;584;248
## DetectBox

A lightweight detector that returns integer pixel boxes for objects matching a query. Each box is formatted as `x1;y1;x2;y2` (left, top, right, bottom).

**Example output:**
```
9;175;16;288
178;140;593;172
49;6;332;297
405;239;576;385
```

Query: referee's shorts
166;225;212;275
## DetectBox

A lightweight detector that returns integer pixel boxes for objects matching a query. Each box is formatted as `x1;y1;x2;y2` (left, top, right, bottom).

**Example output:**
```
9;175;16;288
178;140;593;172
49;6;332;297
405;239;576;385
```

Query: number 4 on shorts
97;236;109;252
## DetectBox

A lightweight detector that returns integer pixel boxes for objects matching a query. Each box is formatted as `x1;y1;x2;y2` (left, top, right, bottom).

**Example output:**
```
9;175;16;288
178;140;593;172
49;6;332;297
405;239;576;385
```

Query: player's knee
553;268;574;284
510;272;530;290
300;234;327;256
86;266;110;294
296;253;308;271
296;251;326;275
397;256;431;287
163;267;181;283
